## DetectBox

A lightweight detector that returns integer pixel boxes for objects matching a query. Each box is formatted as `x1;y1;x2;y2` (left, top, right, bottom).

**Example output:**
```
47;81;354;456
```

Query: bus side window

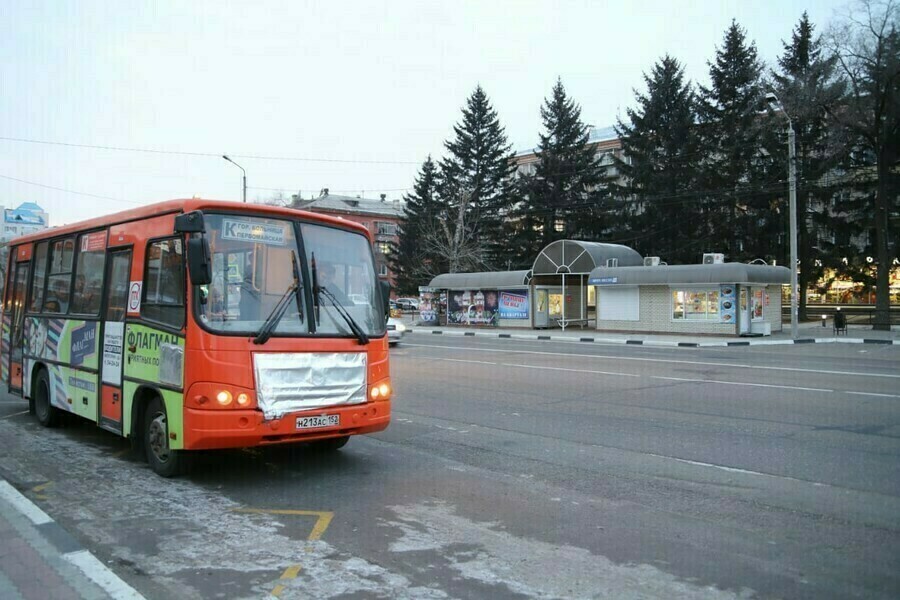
105;251;131;322
142;238;185;328
43;238;75;314
28;242;48;312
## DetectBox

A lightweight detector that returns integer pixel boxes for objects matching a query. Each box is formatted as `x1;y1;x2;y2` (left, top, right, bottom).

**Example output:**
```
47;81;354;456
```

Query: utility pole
787;122;798;339
766;92;798;339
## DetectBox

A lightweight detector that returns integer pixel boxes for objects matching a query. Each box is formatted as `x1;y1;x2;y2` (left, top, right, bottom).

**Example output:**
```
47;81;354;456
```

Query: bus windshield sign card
221;219;286;245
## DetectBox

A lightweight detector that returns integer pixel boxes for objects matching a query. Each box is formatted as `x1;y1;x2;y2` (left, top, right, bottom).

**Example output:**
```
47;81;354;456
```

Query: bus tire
310;436;349;452
143;397;186;477
33;369;59;428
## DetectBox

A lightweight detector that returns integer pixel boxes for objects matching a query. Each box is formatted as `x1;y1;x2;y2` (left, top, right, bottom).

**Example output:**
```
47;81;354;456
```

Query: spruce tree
513;79;604;261
390;156;443;294
439;85;516;268
771;12;845;319
698;21;774;262
614;55;702;264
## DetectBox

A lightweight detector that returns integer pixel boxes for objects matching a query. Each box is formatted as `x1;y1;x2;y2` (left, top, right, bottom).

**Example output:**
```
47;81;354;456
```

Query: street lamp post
222;155;247;203
766;92;798;339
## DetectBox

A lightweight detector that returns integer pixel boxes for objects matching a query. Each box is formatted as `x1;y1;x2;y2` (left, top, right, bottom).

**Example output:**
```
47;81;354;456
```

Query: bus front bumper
182;401;391;450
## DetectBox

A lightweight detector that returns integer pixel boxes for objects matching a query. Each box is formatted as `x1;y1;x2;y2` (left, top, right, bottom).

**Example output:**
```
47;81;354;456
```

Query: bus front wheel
143;397;186;477
34;369;59;428
310;436;349;452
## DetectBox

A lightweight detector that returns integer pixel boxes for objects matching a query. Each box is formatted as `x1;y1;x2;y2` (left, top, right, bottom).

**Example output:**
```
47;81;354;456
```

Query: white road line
644;453;829;487
0;410;30;419
0;481;52;525
441;358;500;366
647;375;834;394
64;550;146;599
846;391;900;399
500;363;642;378
404;342;900;379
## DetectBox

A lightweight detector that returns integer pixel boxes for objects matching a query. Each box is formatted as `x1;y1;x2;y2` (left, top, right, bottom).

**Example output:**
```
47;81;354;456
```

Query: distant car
387;317;406;345
396;298;419;311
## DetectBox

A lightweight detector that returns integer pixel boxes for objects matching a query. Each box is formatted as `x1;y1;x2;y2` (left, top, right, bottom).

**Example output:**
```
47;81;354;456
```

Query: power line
0;136;421;166
248;185;412;194
0;174;140;204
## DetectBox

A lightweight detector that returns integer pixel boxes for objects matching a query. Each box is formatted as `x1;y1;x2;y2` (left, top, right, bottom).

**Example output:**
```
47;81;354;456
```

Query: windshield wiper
310;251;368;345
319;285;369;345
253;251;303;345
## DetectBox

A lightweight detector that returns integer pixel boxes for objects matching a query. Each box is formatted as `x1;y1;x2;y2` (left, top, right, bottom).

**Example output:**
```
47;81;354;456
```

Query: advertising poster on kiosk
448;290;499;326
418;286;439;325
498;290;529;319
719;285;736;323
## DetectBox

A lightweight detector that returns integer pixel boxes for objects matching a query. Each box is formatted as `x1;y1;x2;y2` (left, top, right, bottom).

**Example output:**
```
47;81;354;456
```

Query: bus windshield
197;213;384;337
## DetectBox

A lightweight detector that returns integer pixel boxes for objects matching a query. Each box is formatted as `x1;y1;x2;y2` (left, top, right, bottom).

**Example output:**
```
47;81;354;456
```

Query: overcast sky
1;0;848;227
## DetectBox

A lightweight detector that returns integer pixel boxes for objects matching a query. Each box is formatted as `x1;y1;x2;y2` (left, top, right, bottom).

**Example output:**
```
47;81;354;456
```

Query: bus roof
10;199;373;245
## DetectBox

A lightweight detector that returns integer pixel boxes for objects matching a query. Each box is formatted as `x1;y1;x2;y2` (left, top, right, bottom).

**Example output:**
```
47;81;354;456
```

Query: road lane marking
423;355;871;396
31;480;53;501
403;342;900;379
646;375;834;394
645;453;830;487
232;508;334;596
0;410;29;419
846;391;900;399
500;363;642;378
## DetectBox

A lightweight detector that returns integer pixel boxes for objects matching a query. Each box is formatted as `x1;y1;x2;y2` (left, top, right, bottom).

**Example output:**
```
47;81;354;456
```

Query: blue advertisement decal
70;322;98;366
498;290;529;319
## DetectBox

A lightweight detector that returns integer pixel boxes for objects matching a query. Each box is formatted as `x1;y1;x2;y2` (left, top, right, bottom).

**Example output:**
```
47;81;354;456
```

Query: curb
0;480;145;600
408;328;899;348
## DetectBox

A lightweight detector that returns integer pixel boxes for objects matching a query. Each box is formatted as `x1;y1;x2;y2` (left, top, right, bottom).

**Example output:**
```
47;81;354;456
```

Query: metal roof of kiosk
428;270;532;289
588;263;791;286
532;240;643;275
531;241;643;330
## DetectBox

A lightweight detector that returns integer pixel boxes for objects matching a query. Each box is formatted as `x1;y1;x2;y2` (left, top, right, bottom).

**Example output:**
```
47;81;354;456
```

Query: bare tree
827;0;899;329
418;190;489;276
262;190;291;207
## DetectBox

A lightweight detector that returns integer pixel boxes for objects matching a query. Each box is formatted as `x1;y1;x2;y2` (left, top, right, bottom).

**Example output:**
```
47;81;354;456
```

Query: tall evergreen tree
511;79;605;262
439;85;516;268
771;12;845;319
390;156;443;294
614;55;702;263
826;0;899;329
698;21;775;262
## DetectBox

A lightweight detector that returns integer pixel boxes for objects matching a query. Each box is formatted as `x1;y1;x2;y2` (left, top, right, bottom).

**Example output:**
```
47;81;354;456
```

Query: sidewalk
0;480;144;600
402;318;900;348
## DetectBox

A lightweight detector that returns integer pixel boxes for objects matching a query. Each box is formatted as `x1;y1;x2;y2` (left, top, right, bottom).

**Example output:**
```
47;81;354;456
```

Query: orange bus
1;200;392;476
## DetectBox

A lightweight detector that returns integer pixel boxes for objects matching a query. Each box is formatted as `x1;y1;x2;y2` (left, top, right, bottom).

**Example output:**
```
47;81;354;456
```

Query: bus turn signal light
216;391;233;406
236;393;250;407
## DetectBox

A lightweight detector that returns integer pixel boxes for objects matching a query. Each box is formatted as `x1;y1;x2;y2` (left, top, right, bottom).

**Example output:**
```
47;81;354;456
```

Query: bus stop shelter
530;240;642;330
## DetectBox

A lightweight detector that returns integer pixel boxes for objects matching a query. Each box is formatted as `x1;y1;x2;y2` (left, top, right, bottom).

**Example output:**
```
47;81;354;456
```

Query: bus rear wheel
143;397;186;477
34;369;59;428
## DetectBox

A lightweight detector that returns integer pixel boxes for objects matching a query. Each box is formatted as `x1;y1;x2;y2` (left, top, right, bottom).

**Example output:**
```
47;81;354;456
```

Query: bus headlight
236;393;251;407
369;379;392;401
216;390;233;406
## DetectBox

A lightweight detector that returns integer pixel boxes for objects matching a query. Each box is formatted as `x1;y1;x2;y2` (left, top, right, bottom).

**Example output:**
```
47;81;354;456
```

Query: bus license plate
296;415;339;430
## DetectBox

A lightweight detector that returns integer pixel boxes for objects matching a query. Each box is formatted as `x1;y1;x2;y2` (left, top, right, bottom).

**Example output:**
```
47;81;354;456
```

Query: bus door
99;249;131;434
7;260;30;394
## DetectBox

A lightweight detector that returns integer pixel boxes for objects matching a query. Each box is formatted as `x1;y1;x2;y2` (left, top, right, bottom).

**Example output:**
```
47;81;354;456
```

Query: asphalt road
1;334;898;599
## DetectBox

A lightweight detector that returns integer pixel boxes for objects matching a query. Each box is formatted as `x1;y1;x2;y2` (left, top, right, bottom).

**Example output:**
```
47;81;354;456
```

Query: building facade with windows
290;190;403;288
1;202;49;242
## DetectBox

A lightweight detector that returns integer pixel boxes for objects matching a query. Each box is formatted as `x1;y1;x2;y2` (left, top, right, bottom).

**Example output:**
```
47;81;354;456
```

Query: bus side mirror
175;211;206;233
380;281;391;318
187;237;212;286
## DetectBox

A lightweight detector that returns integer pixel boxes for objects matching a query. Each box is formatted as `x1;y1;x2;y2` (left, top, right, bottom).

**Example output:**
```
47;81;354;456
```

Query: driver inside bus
318;262;351;306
